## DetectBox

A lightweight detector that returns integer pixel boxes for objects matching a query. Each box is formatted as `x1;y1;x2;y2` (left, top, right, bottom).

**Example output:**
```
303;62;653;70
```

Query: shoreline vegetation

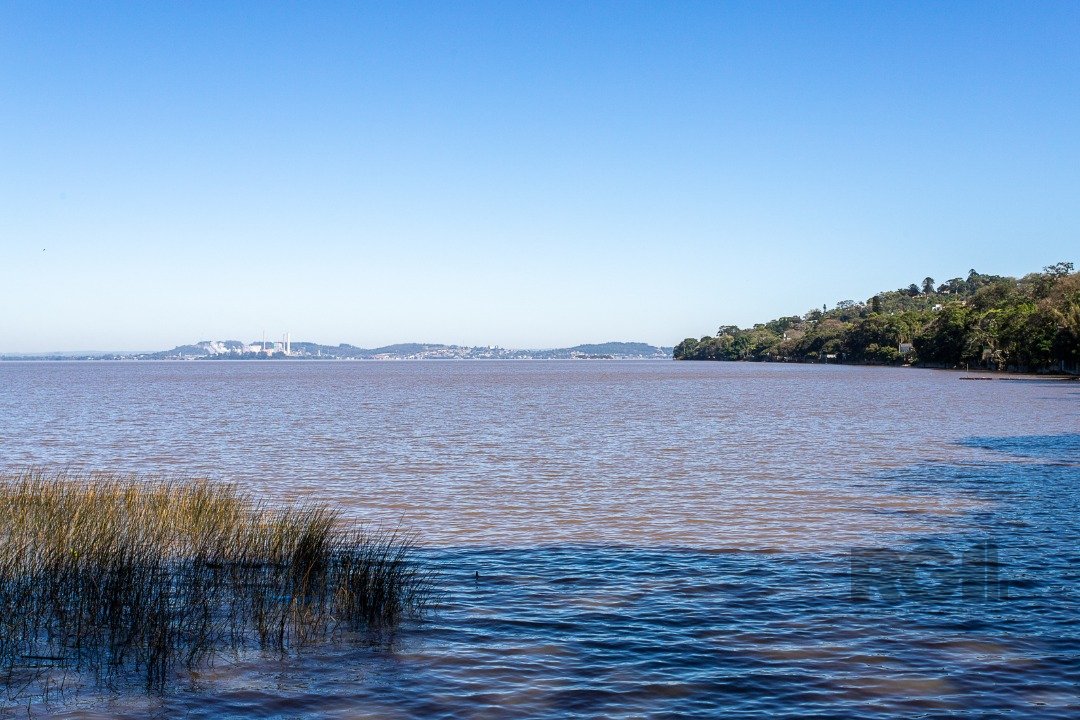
675;262;1079;374
0;472;428;702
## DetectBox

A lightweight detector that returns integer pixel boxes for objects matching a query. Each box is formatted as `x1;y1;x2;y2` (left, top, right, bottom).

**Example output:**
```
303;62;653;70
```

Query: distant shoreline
0;340;675;362
674;356;1079;377
4;358;1076;380
0;355;674;363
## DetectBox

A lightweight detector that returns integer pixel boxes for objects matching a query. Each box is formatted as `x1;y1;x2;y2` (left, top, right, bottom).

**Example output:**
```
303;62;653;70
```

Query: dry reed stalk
0;471;429;699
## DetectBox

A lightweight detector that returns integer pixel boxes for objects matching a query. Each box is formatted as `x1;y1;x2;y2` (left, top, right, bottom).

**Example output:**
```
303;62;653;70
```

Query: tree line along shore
674;262;1079;374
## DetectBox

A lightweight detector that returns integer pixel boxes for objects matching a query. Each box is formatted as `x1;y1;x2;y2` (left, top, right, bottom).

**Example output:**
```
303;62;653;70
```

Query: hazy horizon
3;2;1078;353
2;337;676;356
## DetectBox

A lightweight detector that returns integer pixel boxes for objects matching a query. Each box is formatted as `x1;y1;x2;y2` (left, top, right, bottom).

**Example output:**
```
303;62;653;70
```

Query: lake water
0;360;1078;717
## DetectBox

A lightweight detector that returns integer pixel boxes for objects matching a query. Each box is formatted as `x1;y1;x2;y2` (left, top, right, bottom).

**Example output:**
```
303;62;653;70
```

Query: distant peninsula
2;341;674;362
675;262;1079;374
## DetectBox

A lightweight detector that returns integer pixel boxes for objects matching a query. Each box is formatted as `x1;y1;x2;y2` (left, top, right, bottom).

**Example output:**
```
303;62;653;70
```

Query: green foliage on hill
674;263;1080;373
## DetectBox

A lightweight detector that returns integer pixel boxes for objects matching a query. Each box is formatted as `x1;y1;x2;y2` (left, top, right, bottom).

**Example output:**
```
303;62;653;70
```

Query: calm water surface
0;361;1077;717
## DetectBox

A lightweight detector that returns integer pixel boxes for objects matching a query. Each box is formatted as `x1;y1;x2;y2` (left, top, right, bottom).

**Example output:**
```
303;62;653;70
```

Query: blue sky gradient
2;1;1078;351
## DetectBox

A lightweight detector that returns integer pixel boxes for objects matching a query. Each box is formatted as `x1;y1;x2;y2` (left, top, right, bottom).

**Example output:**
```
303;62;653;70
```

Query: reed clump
0;471;428;693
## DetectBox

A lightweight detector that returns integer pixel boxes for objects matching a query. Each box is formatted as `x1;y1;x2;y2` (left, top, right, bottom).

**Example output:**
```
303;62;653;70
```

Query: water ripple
1;362;1077;717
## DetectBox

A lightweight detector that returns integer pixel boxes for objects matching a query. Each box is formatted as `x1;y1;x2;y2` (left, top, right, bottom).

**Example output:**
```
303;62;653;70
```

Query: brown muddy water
0;360;1077;717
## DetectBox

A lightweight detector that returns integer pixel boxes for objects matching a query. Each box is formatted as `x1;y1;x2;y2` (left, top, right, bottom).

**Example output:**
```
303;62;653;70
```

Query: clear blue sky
2;1;1077;352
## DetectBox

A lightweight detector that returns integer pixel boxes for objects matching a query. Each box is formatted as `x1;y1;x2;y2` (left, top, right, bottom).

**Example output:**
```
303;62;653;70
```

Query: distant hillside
570;342;668;357
675;262;1079;374
44;340;677;362
366;343;453;357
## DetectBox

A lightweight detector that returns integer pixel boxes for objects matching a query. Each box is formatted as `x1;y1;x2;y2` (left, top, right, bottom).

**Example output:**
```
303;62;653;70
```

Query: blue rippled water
0;361;1077;717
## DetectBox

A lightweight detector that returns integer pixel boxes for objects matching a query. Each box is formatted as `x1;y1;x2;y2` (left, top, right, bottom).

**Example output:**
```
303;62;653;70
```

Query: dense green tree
843;315;905;362
1045;261;1074;278
764;316;802;334
673;338;700;360
914;304;974;365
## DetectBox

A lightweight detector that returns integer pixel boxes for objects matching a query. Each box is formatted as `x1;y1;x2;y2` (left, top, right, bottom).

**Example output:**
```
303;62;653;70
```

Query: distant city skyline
2;2;1078;353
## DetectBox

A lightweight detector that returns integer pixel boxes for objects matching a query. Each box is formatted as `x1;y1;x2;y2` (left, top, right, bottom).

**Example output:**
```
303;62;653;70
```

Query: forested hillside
674;262;1079;373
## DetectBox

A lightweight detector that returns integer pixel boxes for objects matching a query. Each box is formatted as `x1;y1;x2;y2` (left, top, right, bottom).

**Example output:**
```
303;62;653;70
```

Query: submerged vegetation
675;262;1080;373
0;472;428;700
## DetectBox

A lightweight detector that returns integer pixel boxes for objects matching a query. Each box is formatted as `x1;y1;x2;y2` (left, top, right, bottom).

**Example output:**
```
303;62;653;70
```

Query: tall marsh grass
0;471;429;695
